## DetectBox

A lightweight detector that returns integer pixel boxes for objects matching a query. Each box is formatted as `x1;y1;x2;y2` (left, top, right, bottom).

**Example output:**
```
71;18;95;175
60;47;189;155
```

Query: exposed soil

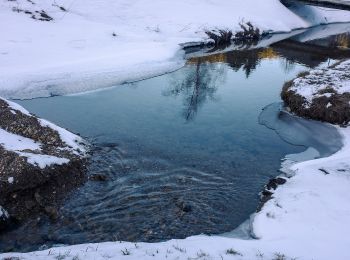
0;98;87;231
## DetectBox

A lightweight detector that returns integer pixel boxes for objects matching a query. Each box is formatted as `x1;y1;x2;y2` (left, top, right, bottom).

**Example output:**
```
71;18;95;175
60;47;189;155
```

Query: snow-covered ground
1;0;350;99
289;60;350;107
1;126;349;259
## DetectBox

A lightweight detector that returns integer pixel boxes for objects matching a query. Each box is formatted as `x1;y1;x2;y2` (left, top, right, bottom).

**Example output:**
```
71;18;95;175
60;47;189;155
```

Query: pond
1;24;349;252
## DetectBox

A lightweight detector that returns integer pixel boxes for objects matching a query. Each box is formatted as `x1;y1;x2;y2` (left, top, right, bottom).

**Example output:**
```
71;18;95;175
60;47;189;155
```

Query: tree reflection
272;32;350;68
224;49;263;78
165;30;350;122
163;58;225;122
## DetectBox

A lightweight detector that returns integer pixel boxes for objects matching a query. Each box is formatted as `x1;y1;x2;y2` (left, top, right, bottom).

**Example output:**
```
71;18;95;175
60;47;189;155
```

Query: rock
175;199;192;213
24;200;36;210
89;173;108;182
34;191;44;206
44;206;59;220
265;177;287;190
257;177;287;212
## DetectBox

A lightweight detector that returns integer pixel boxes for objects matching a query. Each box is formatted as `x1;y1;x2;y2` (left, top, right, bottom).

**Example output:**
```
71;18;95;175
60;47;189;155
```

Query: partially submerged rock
257;177;287;212
281;60;350;125
0;98;87;225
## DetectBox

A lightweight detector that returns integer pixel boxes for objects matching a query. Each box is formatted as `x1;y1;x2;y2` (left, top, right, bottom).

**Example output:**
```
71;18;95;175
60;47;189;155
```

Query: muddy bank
0;98;87;230
281;60;350;125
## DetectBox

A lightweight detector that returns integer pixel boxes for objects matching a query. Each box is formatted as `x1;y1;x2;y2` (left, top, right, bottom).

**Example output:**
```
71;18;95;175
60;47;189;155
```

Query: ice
259;102;343;157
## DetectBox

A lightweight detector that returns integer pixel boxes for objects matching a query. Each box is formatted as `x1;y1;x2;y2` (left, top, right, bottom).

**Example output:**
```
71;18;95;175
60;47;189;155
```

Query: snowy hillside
1;0;350;99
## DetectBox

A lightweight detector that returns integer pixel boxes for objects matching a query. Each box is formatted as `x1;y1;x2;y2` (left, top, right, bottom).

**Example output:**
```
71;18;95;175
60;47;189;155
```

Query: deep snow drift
1;0;350;99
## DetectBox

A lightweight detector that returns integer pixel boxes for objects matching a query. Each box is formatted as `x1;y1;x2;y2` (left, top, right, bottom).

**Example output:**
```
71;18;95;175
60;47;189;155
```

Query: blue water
1;28;347;251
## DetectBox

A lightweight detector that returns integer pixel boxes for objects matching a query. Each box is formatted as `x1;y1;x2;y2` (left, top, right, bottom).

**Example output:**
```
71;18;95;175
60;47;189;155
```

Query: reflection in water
173;31;350;121
163;58;224;121
189;49;265;78
187;29;350;71
170;29;350;120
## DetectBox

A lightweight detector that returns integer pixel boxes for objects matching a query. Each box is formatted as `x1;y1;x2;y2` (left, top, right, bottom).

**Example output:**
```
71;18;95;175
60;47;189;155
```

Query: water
1;25;348;252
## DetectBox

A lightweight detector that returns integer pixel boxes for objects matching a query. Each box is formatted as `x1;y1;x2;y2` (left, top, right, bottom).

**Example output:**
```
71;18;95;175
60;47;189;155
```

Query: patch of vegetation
205;29;233;46
173;245;186;253
2;257;21;260
205;22;262;49
256;251;264;258
317;87;337;95
234;22;261;41
121;248;131;256
12;6;53;21
273;252;286;260
196;250;209;258
52;3;67;12
226;248;243;256
296;71;310;78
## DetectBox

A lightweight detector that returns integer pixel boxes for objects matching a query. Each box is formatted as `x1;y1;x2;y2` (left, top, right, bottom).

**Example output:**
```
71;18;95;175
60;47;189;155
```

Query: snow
289;60;350;107
7;177;14;184
5;98;31;115
0;128;41;152
19;152;70;169
39;119;87;156
1;0;350;99
0;128;70;169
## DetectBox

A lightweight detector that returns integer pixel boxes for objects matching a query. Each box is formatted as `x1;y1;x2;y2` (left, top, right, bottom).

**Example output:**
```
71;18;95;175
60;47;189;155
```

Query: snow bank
1;0;350;99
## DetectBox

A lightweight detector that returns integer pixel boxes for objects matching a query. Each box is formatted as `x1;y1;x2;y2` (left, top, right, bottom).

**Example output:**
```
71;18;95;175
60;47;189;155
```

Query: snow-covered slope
1;0;350;99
